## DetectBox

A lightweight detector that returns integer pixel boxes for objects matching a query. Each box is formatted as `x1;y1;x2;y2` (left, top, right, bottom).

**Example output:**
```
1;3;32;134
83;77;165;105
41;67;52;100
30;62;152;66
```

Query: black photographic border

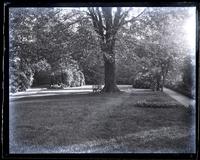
1;0;199;159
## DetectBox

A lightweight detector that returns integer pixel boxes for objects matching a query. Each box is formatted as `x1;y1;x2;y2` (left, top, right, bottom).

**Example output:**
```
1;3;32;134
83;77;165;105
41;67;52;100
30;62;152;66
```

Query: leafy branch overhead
87;7;146;40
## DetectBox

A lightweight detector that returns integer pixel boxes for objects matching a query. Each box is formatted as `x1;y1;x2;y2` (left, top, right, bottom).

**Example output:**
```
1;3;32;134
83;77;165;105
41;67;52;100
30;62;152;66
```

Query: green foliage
9;8;87;92
182;55;194;89
118;8;193;90
165;55;195;98
70;19;104;85
9;58;34;93
49;62;85;87
9;7;194;93
33;59;51;72
133;72;152;89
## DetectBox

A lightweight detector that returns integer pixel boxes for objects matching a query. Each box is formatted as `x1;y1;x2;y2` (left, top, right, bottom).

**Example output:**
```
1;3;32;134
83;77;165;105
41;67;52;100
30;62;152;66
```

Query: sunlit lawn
9;86;195;153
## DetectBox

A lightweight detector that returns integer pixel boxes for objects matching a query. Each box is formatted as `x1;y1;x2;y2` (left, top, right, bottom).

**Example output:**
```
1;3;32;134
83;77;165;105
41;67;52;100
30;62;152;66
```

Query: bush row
9;59;85;93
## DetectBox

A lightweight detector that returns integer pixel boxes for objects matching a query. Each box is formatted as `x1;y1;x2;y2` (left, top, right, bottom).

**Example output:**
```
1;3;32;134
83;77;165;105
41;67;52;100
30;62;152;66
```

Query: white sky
183;7;196;53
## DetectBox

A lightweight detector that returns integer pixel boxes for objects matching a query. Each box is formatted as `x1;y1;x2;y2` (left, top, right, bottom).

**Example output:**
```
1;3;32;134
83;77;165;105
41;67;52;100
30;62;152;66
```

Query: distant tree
128;8;190;91
182;55;194;91
9;8;86;92
9;8;36;92
69;17;104;84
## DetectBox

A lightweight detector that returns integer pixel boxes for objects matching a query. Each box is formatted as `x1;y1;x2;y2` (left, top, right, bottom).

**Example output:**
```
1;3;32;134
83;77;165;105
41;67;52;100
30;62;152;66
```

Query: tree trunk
61;68;64;84
101;47;120;93
155;74;161;91
161;75;165;92
156;78;160;91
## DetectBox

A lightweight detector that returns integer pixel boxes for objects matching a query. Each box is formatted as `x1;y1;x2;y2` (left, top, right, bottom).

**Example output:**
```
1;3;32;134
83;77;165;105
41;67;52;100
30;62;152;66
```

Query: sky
183;7;196;53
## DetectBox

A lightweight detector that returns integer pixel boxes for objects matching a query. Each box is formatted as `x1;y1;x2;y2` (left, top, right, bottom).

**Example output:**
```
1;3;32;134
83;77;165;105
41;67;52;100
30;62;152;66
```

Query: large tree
87;7;145;92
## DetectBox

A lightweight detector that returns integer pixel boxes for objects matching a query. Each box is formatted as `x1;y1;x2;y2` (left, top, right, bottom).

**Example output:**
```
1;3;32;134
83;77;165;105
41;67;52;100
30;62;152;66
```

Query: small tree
182;55;194;91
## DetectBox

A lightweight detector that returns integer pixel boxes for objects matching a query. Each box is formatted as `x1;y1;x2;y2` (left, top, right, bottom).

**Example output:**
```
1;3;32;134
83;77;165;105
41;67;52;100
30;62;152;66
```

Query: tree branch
87;7;105;39
121;8;146;26
101;7;112;30
96;7;106;30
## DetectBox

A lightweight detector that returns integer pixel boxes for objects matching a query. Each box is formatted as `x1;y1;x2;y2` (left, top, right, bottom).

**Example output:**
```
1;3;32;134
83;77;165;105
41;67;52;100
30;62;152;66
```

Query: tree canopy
9;7;195;94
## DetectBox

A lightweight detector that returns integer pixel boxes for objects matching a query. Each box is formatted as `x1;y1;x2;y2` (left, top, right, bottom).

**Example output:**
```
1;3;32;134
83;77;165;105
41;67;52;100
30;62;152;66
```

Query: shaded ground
9;85;195;153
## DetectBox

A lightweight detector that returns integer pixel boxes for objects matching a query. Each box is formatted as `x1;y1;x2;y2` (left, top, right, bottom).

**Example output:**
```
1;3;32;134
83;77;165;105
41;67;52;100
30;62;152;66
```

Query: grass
9;87;195;153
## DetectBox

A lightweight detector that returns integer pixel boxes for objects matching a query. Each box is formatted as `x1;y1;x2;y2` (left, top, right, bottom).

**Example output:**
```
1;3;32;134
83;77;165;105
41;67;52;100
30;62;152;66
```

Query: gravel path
163;87;195;108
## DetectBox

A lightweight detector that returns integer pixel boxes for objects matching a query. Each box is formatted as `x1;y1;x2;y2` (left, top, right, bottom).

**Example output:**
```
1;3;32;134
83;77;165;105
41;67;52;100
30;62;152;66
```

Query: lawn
9;86;195;153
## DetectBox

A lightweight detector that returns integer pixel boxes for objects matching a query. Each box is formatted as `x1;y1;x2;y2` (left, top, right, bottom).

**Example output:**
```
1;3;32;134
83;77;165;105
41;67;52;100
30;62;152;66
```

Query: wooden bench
92;85;102;92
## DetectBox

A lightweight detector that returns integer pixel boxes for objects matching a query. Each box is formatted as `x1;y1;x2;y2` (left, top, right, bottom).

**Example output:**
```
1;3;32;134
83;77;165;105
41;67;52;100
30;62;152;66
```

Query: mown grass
9;90;195;153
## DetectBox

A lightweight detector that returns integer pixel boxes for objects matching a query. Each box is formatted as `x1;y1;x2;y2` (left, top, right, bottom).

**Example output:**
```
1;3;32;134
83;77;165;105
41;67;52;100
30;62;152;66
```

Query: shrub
9;59;34;93
33;59;51;72
50;67;85;88
132;72;152;89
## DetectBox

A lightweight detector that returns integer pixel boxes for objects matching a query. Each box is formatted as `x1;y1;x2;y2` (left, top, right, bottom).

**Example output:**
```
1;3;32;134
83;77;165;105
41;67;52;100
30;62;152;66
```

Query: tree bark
101;46;120;93
161;74;165;92
156;77;160;91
